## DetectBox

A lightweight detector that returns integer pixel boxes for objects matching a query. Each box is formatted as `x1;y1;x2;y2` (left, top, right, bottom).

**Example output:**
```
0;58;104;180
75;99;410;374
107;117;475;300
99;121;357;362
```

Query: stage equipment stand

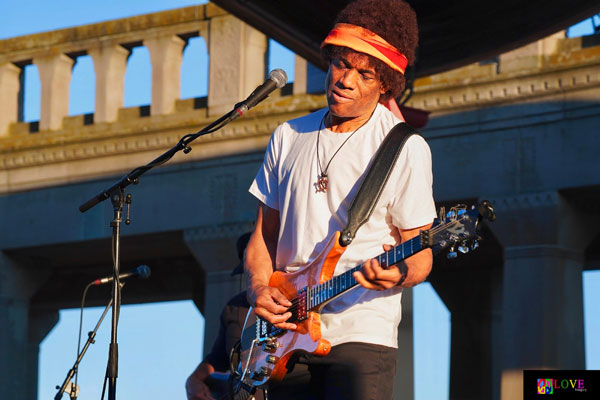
78;69;287;400
54;287;121;400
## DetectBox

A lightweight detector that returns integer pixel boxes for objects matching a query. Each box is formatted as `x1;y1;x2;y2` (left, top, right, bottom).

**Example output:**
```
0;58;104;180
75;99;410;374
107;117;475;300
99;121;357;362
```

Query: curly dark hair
321;0;419;101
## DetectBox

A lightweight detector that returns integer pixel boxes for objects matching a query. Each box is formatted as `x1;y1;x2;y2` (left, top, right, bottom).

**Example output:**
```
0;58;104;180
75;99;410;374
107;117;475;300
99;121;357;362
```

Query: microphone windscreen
136;265;152;279
269;69;288;88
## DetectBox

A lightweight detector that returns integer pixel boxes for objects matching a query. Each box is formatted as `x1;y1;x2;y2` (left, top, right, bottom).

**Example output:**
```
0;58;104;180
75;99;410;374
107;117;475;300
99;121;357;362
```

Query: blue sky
0;2;598;400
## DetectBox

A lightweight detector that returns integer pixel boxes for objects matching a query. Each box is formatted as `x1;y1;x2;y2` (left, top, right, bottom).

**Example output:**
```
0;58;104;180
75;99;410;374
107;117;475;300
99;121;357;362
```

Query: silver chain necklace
315;112;364;193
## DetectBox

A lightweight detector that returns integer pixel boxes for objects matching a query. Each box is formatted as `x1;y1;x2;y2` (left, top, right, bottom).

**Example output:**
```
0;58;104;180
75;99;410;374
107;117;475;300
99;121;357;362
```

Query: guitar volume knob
250;366;272;380
266;355;280;364
263;338;278;352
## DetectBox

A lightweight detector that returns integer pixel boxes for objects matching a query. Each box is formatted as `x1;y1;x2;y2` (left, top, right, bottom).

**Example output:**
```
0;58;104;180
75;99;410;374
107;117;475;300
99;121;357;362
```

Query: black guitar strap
339;122;420;247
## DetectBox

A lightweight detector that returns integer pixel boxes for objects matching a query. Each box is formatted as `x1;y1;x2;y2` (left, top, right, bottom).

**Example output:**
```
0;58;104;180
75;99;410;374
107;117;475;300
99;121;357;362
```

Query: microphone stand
78;96;260;399
54;288;120;400
106;191;123;400
78;108;238;213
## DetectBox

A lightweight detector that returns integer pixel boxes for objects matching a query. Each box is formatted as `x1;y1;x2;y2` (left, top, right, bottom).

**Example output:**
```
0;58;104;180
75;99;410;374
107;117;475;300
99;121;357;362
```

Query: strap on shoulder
339;122;420;247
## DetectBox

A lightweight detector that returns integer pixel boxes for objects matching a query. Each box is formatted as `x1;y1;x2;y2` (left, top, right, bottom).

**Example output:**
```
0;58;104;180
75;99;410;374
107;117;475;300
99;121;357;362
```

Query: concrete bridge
0;4;599;400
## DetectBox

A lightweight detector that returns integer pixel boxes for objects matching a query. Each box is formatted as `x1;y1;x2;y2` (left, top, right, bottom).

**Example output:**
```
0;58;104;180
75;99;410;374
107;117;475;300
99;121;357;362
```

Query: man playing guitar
245;0;436;398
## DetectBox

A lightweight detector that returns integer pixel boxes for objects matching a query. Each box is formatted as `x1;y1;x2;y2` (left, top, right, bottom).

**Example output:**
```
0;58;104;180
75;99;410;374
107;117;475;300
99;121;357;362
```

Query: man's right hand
185;371;215;400
250;284;297;330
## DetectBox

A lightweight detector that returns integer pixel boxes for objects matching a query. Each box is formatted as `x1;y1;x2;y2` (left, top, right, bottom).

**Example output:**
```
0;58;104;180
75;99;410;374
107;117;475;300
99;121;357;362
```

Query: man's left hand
353;244;405;290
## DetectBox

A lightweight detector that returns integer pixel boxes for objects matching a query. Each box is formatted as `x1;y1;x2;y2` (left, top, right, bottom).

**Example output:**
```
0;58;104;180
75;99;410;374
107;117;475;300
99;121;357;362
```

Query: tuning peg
458;242;470;254
478;200;496;222
447;245;458;259
471;240;479;251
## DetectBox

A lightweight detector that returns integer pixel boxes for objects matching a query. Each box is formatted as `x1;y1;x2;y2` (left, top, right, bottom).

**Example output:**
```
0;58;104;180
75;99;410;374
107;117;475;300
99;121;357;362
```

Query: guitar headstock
421;201;495;259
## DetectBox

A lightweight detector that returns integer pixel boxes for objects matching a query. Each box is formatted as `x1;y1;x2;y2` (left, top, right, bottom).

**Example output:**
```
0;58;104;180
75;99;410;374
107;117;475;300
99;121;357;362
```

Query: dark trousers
267;342;397;400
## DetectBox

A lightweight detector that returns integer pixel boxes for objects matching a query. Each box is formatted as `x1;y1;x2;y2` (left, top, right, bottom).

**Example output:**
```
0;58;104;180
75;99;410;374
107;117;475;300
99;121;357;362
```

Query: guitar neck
307;235;423;310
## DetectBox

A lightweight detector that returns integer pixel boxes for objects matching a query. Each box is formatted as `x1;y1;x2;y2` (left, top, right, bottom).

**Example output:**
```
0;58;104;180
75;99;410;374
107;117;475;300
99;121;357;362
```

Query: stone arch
124;46;152;108
268;39;295;83
584;270;600;368
413;283;451;400
69;55;95;116
22;63;41;123
181;36;209;100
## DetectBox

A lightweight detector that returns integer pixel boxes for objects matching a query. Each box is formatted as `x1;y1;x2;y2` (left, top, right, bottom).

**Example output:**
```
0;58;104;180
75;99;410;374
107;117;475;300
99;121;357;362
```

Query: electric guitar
206;372;262;400
237;201;495;390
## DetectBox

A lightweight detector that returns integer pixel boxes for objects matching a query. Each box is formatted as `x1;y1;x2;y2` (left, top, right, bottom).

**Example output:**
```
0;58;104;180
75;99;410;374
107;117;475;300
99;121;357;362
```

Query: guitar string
281;249;415;319
283;265;361;315
278;220;465;320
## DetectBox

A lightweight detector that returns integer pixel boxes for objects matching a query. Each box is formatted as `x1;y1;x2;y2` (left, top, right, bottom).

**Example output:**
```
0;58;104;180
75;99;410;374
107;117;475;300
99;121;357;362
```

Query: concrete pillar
202;271;246;352
144;35;186;116
488;191;599;400
207;15;267;115
293;55;307;95
184;232;245;352
499;31;564;74
0;63;21;136
89;44;129;123
394;287;414;400
429;252;504;400
33;53;74;131
0;296;29;399
0;252;55;400
26;309;59;400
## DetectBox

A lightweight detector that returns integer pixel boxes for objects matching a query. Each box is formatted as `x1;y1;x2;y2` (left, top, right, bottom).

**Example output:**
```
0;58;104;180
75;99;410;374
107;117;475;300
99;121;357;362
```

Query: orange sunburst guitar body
237;203;492;392
238;232;346;388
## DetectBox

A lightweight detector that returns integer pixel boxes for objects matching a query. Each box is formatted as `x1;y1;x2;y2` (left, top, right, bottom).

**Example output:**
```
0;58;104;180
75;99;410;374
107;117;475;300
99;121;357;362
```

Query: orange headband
321;23;408;75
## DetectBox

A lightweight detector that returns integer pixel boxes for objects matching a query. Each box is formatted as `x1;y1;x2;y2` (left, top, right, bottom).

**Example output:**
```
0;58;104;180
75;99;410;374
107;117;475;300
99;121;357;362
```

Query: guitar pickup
250;366;272;381
293;288;308;322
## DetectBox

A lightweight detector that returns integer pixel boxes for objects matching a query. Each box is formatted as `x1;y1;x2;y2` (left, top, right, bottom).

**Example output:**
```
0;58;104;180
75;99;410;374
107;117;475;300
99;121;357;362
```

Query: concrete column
394;287;414;400
488;191;599;400
208;15;267;115
500;246;585;399
202;271;246;352
26;309;59;400
499;31;564;74
429;252;504;400
0;253;55;400
0;297;29;399
144;35;186;116
33;53;74;131
89;44;129;123
0;63;21;136
184;232;245;352
293;55;307;95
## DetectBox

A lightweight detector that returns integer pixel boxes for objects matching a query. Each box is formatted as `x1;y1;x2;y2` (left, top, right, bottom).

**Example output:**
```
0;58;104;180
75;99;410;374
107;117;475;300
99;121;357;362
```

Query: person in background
185;233;263;400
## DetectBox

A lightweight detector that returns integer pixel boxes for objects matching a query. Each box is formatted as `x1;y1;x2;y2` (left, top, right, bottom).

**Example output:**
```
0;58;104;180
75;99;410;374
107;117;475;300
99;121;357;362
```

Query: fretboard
306;235;422;310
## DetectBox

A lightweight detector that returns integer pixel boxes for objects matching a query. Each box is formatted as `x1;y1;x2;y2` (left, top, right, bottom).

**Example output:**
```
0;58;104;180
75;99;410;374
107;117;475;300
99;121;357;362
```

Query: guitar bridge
292;288;308;322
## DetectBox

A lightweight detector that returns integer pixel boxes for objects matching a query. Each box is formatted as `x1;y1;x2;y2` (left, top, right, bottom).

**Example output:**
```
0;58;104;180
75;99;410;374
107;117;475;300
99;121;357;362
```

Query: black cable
74;282;94;398
101;364;109;400
111;230;121;324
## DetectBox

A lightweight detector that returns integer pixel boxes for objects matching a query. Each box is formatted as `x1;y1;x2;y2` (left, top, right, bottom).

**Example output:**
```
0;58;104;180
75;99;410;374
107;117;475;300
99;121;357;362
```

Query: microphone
93;265;151;286
233;69;288;119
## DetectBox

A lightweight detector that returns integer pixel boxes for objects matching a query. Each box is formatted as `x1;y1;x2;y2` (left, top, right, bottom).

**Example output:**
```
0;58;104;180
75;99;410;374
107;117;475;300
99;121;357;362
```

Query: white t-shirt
249;104;436;348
